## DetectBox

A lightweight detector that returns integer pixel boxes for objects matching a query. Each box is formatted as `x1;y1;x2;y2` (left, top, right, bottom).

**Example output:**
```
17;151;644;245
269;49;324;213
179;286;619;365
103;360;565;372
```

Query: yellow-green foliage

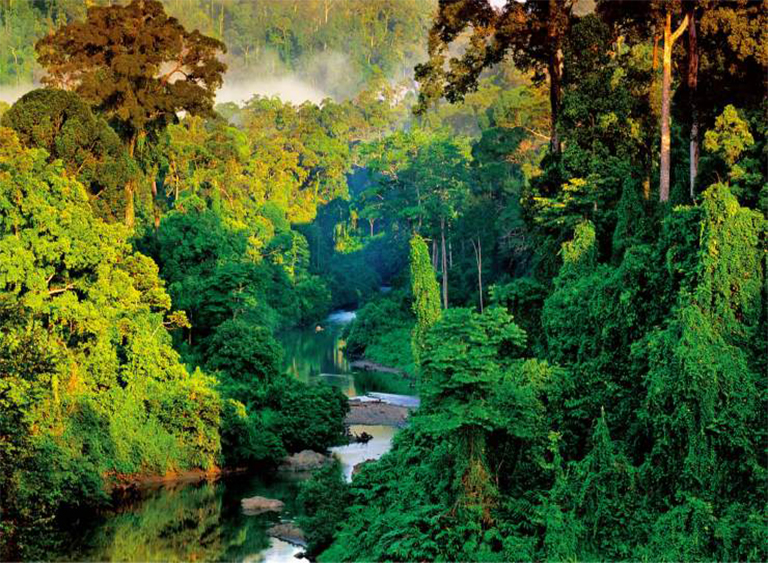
560;220;597;279
0;129;221;549
704;105;755;167
1;89;135;223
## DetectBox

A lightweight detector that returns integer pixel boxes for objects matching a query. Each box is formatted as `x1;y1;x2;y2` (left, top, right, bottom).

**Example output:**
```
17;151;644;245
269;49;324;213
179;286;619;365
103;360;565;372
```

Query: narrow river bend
43;311;416;562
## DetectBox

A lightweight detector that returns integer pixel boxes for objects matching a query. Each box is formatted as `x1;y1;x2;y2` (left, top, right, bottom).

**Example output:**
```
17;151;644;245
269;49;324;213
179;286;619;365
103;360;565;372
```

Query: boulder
268;522;306;547
241;496;284;515
279;449;331;472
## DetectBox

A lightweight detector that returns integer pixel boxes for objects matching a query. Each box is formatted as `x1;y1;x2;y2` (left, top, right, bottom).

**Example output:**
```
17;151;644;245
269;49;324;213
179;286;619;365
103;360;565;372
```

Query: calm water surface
42;311;414;562
281;310;416;397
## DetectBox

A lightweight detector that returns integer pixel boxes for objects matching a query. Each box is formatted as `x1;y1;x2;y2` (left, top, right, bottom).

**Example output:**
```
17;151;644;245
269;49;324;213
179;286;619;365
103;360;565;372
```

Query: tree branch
522;126;550;141
671;14;689;44
49;284;75;295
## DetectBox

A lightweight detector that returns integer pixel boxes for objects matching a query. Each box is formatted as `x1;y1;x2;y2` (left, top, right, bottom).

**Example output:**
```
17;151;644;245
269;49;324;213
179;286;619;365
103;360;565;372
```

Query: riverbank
346;397;413;427
107;466;249;493
349;359;406;375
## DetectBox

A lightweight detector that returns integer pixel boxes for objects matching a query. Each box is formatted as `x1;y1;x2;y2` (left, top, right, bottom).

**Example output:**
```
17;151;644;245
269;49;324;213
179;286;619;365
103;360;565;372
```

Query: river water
41;311;414;562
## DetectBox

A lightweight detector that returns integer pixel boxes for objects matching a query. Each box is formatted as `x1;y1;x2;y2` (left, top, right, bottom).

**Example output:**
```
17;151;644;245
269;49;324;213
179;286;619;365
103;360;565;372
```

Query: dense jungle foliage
0;0;766;561
0;0;434;97
301;0;768;561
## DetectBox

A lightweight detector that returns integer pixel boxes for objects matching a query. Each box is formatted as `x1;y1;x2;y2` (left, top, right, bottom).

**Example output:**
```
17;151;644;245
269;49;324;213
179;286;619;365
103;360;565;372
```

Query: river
39;311;414;562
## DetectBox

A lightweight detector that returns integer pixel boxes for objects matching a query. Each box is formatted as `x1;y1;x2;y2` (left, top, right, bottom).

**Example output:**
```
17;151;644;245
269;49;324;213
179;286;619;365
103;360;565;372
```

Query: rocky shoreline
345;396;412;426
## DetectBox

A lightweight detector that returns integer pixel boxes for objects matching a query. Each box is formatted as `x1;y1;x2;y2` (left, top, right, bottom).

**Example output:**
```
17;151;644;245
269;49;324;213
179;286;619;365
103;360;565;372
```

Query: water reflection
47;473;308;562
249;539;306;563
45;428;400;561
281;311;415;397
39;311;410;563
331;425;398;482
282;314;352;385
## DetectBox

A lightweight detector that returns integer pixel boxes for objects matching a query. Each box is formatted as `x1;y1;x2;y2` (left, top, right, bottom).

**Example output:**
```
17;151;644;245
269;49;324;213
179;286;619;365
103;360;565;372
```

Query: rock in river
279;449;332;472
268;522;306;547
241;496;285;515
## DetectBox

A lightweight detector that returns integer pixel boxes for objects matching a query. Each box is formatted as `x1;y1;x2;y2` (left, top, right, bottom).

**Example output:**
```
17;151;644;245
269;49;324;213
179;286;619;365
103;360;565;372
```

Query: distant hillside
0;0;435;101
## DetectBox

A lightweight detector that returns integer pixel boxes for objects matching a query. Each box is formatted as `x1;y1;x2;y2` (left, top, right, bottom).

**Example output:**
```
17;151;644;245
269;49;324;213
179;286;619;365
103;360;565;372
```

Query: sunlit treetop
1;89;134;222
35;0;227;150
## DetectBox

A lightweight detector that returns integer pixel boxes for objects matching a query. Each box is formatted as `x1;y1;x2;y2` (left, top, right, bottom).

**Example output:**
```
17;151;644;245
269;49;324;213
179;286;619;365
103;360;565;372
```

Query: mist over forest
0;0;433;105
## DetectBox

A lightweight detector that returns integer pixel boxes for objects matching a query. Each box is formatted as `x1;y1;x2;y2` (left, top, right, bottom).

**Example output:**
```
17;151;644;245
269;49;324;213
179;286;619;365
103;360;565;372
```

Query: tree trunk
432;238;438;272
441;218;448;309
548;50;562;155
218;3;224;38
125;135;137;228
125;184;135;228
647;30;660;200
659;11;689;203
368;218;375;237
547;0;564;156
471;238;483;313
152;178;160;229
687;4;699;201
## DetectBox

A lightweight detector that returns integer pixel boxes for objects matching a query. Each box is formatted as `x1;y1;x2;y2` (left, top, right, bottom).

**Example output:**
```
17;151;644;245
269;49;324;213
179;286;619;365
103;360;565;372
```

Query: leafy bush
263;375;349;454
298;460;350;558
343;289;413;359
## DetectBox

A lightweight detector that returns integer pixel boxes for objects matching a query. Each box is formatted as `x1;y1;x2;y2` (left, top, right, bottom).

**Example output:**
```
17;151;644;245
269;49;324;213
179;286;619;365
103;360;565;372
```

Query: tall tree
410;134;472;309
409;233;442;368
35;0;226;227
687;2;699;200
659;6;689;202
1;89;134;222
414;0;573;155
600;0;766;202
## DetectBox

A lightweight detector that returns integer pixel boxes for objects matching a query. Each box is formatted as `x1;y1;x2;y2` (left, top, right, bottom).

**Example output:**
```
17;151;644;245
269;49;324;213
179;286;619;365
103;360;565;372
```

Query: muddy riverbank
345;397;413;426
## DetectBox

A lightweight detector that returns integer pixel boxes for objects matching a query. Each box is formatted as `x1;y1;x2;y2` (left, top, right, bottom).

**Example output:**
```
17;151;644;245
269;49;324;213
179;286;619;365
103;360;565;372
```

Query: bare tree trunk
547;0;564;156
478;239;483;313
125;184;135;228
659;11;689;203
125;135;137;228
687;4;699;201
441;218;448;309
647;30;660;201
432;238;438;272
152;178;160;229
471;238;483;313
